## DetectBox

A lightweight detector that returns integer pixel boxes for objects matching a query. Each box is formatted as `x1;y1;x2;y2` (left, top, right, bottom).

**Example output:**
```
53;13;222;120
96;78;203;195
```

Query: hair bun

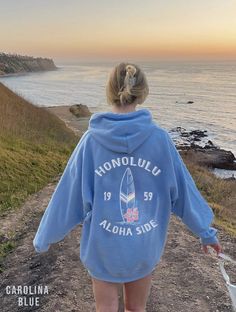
125;64;136;77
106;62;149;107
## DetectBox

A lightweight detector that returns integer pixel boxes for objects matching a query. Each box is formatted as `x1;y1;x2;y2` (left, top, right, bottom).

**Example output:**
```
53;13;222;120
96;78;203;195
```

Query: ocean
0;60;235;158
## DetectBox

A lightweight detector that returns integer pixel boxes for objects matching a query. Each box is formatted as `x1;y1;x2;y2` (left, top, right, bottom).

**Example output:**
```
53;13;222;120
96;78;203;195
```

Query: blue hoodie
33;108;219;283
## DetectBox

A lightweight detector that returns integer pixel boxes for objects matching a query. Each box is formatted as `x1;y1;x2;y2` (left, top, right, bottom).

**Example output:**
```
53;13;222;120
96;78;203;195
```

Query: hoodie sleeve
33;131;88;253
166;132;219;245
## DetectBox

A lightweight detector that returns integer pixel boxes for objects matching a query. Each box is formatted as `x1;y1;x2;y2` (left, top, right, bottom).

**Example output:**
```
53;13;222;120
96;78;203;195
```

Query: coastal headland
0;52;57;76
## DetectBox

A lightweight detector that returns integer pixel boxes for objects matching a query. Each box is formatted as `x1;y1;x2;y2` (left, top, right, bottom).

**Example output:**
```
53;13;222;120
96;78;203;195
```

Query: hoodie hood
88;108;155;153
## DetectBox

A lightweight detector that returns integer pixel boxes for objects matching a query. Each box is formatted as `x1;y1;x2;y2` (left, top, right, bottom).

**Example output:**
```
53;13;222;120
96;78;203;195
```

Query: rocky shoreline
170;127;236;172
47;104;236;180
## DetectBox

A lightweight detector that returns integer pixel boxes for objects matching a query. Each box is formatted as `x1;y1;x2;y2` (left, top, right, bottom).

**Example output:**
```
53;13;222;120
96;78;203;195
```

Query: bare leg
91;277;120;312
123;272;153;312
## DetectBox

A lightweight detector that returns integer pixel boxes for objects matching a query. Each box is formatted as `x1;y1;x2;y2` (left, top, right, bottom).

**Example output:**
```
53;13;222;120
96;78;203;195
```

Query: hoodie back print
33;108;219;283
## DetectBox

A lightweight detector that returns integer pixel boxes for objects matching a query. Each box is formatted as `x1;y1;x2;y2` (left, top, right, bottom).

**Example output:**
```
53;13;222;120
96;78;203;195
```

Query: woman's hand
202;243;223;256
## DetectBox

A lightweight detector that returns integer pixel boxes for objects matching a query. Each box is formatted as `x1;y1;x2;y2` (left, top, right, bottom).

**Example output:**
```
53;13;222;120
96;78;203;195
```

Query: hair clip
124;65;136;88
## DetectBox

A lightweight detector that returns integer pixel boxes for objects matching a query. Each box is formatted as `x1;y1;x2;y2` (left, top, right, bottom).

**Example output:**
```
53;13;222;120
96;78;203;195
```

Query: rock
170;127;236;170
225;174;236;181
170;127;217;150
175;101;194;104
189;129;208;138
170;126;186;133
204;140;214;148
69;104;92;118
179;148;236;170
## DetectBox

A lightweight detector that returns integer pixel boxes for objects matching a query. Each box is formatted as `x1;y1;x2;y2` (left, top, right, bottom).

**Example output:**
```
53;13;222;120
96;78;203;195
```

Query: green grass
183;156;236;236
0;135;75;215
0;241;16;272
0;82;79;216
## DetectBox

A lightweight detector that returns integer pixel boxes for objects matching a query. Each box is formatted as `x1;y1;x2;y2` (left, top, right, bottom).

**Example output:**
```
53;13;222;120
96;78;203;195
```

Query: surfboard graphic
119;167;139;224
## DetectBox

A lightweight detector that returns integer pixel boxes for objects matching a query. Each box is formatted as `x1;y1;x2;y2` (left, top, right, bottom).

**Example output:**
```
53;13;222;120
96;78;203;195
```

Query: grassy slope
0;82;81;269
183;157;236;236
0;82;79;216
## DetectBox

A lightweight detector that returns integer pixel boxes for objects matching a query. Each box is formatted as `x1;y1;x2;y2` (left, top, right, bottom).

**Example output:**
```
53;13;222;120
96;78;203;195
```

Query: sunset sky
1;0;236;61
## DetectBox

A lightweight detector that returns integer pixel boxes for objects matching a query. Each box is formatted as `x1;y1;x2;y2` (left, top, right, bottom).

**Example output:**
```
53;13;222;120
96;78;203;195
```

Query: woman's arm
166;132;222;252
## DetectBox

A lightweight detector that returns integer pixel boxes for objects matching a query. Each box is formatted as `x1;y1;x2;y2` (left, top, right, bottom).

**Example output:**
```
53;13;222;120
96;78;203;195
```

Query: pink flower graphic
124;207;139;223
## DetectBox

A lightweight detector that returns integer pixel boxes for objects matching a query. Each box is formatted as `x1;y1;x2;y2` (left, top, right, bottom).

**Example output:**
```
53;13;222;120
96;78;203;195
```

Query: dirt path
1;106;236;312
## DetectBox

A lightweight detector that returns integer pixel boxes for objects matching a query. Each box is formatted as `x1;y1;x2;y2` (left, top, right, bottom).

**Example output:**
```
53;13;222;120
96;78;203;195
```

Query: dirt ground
0;106;236;312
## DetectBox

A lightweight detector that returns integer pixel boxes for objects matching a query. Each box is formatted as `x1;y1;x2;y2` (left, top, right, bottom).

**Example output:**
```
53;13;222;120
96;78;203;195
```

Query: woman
33;63;222;312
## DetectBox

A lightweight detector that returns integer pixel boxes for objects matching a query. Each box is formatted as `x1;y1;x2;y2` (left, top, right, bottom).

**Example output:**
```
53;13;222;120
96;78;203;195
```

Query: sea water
0;60;235;157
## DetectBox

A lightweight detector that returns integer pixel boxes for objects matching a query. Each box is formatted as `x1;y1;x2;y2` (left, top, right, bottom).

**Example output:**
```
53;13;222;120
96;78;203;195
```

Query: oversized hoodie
33;108;219;283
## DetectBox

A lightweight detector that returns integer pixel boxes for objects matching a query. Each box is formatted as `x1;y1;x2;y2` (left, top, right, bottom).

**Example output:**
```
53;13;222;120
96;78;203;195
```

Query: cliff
0;52;57;75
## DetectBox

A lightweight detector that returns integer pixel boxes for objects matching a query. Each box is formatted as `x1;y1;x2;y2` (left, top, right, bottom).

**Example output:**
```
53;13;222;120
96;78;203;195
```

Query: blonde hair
106;62;149;107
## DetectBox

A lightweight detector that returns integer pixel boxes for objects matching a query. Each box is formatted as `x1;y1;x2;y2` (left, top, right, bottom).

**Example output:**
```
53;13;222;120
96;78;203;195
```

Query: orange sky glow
1;0;236;61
